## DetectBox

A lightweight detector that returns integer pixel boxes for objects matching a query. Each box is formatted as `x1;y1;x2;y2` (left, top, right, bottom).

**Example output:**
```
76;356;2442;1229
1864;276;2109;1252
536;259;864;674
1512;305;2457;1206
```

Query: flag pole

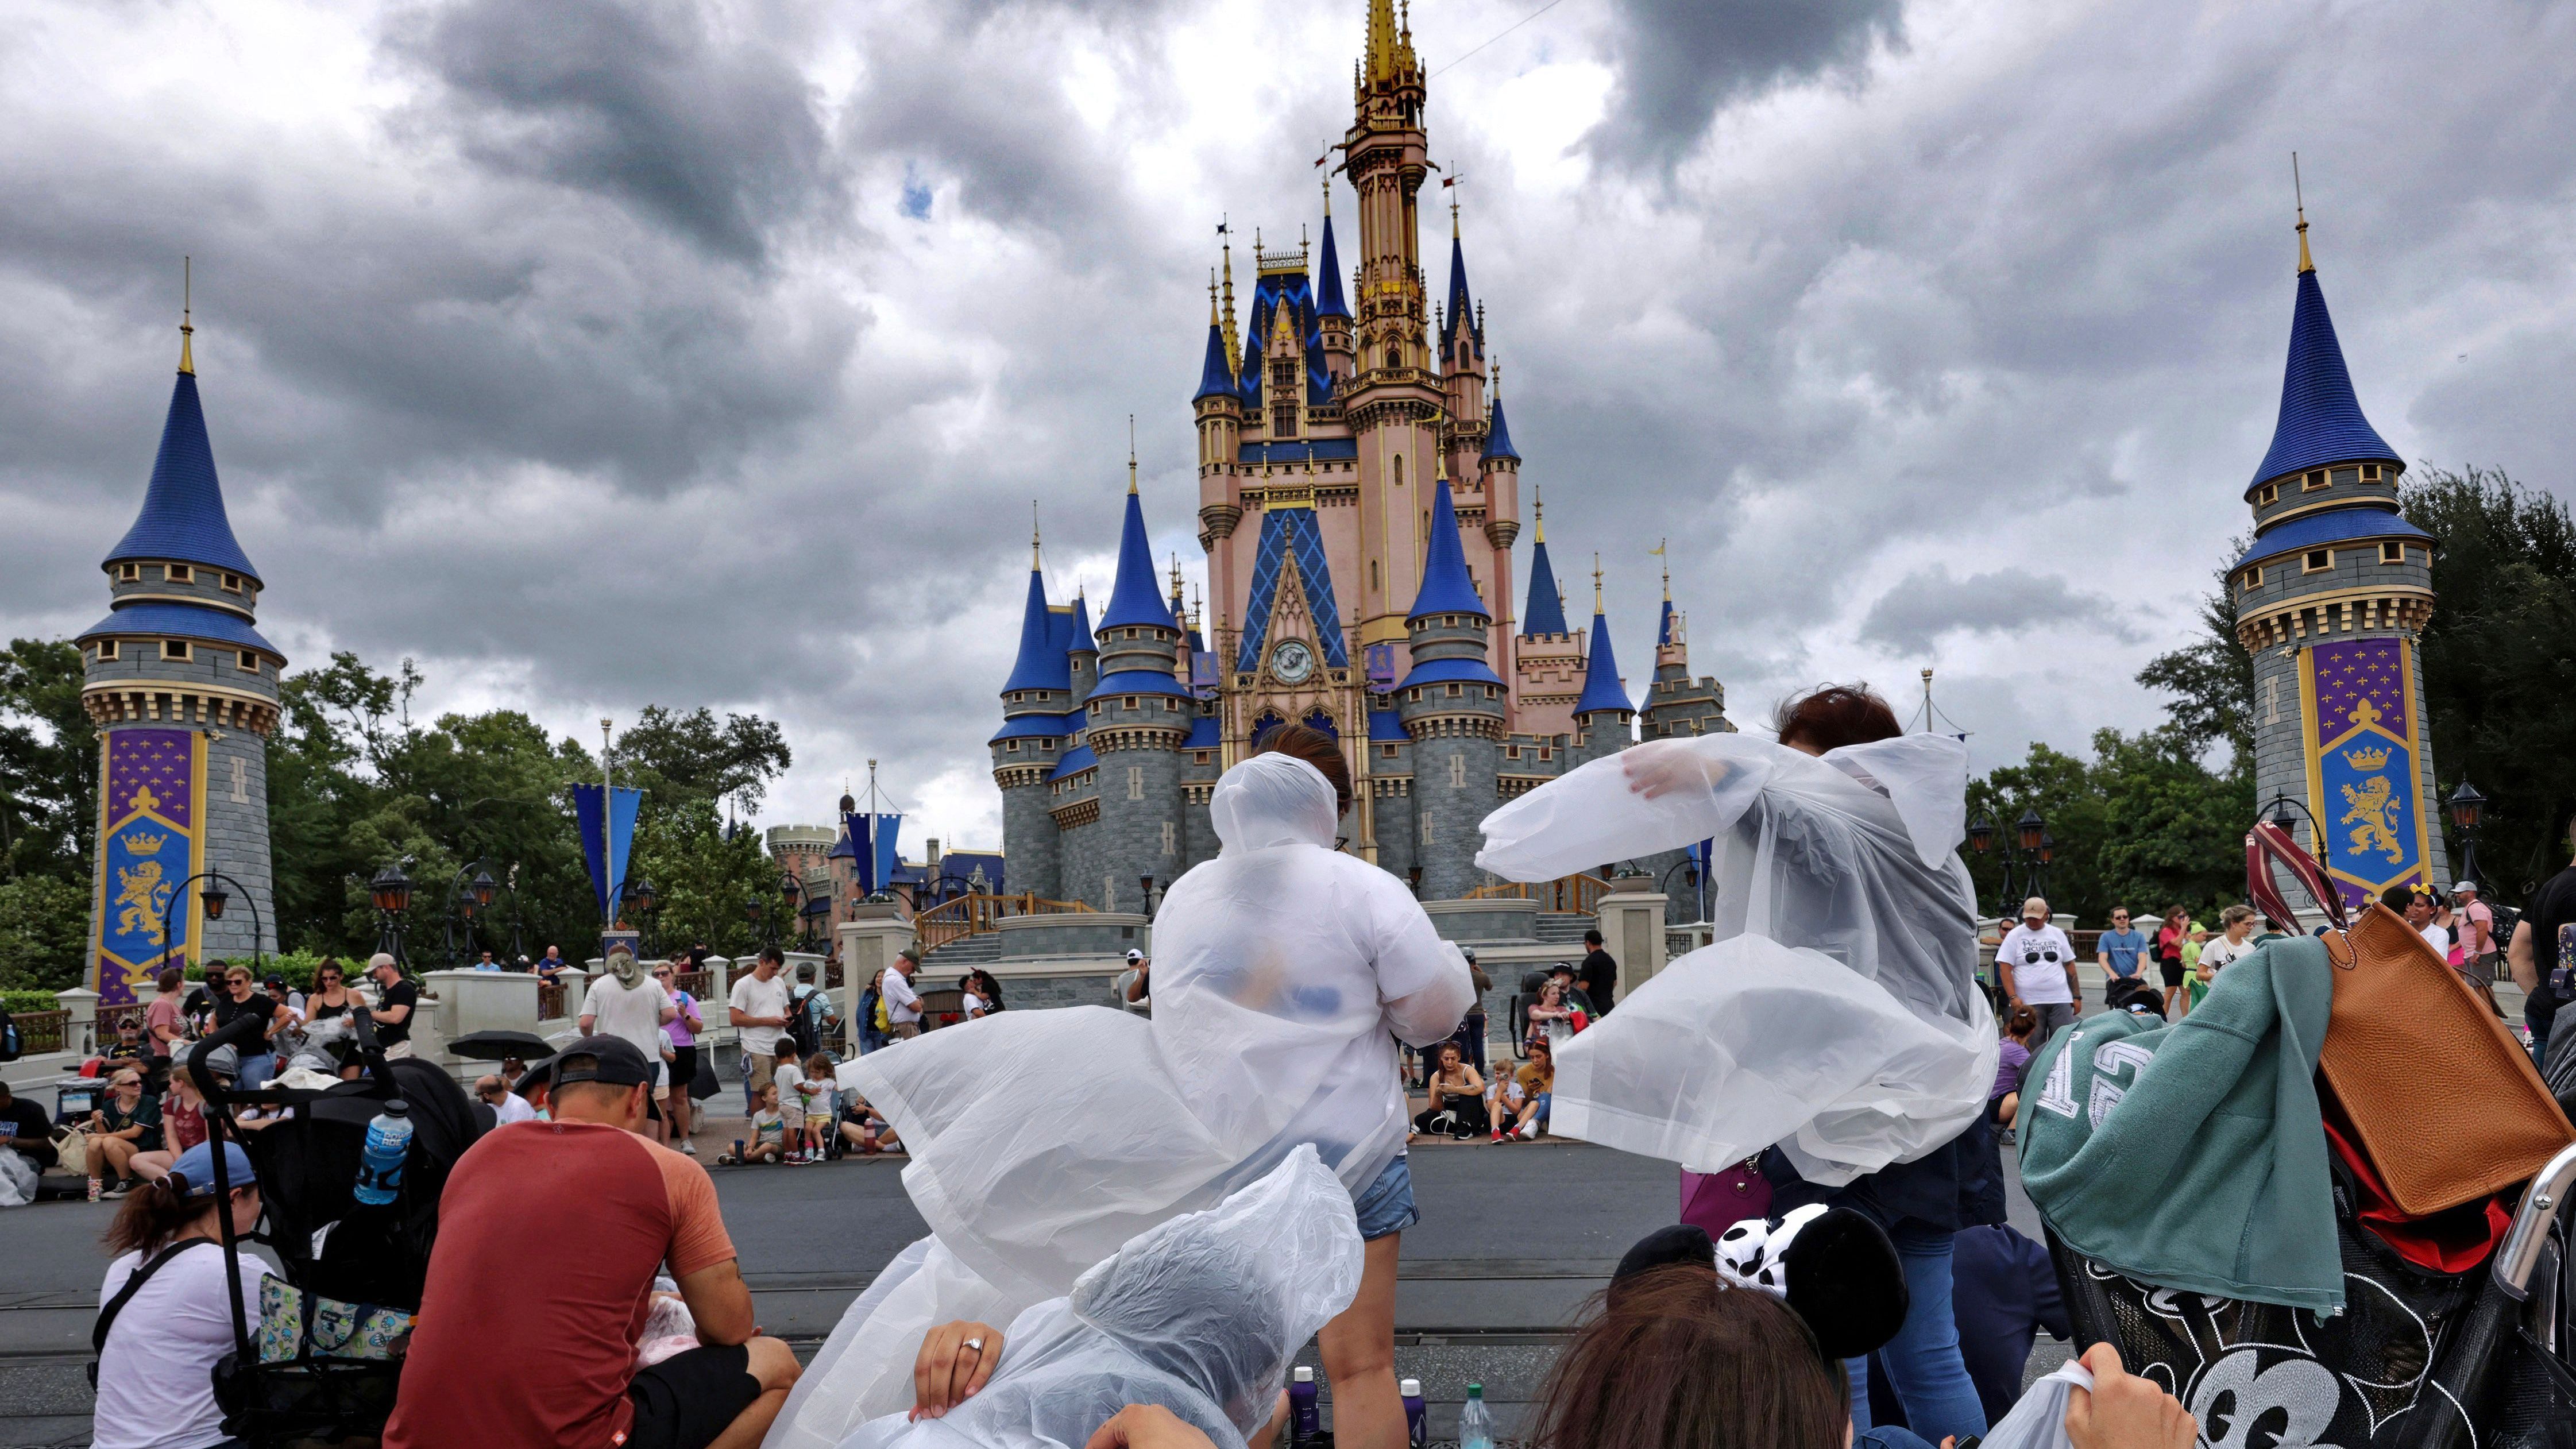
600;717;613;925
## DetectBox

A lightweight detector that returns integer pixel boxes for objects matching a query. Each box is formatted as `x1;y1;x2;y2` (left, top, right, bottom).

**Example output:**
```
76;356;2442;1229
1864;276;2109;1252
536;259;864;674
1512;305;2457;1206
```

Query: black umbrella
446;1029;555;1062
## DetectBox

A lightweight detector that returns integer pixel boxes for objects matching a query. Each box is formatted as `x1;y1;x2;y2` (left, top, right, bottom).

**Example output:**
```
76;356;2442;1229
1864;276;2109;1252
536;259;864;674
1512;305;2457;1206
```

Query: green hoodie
2017;934;2341;1309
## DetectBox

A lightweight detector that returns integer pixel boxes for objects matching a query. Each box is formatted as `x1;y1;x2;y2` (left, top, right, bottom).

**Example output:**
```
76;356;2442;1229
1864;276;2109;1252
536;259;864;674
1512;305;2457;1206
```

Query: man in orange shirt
385;1037;798;1449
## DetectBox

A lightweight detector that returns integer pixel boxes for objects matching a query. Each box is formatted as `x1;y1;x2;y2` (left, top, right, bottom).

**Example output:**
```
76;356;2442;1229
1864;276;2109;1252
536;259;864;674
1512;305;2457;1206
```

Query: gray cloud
1583;0;1905;173
1857;567;2143;656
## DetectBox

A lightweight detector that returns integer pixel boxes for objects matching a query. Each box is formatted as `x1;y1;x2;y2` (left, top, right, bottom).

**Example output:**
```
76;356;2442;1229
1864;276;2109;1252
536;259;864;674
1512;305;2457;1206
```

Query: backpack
872;992;890;1033
0;1002;18;1062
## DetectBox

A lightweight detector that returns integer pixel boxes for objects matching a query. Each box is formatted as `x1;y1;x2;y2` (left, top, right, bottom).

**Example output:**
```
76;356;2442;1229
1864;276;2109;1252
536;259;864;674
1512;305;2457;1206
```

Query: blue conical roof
1656;597;1677;647
1067;593;1096;652
1440;232;1478;360
1522;536;1568;636
1316;214;1349;319
1482;395;1520;462
1002;567;1071;694
1099;486;1174;631
2247;268;2400;492
1408;477;1488;621
1574;610;1631;716
1193;319;1235;402
105;369;259;581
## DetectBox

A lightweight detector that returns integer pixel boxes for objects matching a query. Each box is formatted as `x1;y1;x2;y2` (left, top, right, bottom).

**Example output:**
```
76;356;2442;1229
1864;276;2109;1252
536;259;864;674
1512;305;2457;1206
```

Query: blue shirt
2098;927;2149;978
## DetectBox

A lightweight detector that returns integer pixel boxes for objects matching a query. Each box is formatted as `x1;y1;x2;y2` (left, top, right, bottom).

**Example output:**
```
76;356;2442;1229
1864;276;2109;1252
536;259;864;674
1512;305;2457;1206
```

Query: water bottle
1458;1382;1492;1449
1288;1366;1319;1447
353;1100;413;1207
1399;1378;1426;1449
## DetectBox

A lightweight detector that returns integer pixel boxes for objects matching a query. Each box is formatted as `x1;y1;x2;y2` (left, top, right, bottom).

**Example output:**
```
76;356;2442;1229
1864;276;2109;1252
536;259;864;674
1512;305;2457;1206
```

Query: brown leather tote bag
2246;821;2573;1216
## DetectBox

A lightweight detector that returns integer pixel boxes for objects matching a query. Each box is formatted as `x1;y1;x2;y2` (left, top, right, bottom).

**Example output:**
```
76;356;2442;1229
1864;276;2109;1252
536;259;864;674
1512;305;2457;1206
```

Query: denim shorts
1353;1153;1419;1241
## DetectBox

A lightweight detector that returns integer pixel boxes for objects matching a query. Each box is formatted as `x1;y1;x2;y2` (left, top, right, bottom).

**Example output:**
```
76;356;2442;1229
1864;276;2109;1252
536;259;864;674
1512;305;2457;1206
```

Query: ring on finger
962;1336;985;1353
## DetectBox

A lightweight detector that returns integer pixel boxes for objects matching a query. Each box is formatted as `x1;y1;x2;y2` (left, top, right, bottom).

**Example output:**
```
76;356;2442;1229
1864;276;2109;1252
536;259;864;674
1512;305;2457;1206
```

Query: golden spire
1450;190;1460;239
1219;222;1239;364
1656;538;1671;599
1532;484;1544;543
1322;169;1331;218
178;256;195;375
1208;270;1219;326
2293;152;2314;275
1592;554;1604;613
1127;414;1138;494
1032;501;1044;570
1365;0;1399;83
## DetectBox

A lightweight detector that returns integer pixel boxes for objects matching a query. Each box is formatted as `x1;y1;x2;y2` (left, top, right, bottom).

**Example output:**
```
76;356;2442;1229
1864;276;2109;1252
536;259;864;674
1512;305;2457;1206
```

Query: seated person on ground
1497;1036;1555;1140
384;1036;800;1449
0;1078;57;1173
1547;963;1596;1017
839;1089;902;1156
476;1073;539;1126
1409;1042;1489;1139
85;1068;163;1198
731;1083;787;1164
127;1048;229;1184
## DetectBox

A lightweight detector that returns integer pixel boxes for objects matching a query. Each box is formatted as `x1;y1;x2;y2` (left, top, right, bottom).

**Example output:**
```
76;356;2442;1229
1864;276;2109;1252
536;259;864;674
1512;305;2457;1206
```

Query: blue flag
844;811;902;894
573;783;644;922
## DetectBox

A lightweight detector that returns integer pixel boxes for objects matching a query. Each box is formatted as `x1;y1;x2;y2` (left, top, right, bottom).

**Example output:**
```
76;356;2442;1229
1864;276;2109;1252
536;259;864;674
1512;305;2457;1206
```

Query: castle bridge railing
915;892;1095;953
1463;873;1611;915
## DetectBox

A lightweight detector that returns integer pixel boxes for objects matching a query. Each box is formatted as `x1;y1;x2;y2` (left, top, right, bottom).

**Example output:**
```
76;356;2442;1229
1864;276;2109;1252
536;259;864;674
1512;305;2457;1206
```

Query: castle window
1370;560;1380;592
162;639;190;661
2243;565;2264;590
2256;484;2278;506
2380;542;2405;565
95;640;119;662
1165;699;1180;712
1381;744;1398;758
1539;747;1551;760
117;563;141;582
221;573;243;593
2303;548;2332;573
1506;745;1520;759
1392;456;1404;489
2363;463;2384;482
1123;696;1139;710
1007;740;1021;754
237;651;258;674
1042;740;1055;751
166;564;193;583
2302;470;2328;492
1445;683;1461;698
1010;692;1023;704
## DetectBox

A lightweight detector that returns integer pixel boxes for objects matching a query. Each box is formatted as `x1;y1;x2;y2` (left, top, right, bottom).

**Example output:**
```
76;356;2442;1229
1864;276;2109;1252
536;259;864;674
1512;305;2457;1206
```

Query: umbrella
447;1029;554;1062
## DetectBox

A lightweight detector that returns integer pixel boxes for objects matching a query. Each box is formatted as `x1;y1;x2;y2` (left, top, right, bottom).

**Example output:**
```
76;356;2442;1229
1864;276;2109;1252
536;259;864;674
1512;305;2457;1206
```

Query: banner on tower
845;811;902;894
91;729;207;1009
2299;637;2435;911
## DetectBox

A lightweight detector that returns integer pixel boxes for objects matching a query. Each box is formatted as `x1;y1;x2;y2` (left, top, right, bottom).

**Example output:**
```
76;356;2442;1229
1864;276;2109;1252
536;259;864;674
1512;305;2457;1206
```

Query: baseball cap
1125;948;1144;963
551;1035;654;1089
167;1141;257;1199
2457;880;2481;894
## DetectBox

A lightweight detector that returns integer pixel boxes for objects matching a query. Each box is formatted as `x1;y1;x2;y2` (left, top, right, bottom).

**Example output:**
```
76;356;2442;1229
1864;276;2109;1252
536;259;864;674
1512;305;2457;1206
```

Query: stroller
2040;826;2576;1449
184;1006;485;1445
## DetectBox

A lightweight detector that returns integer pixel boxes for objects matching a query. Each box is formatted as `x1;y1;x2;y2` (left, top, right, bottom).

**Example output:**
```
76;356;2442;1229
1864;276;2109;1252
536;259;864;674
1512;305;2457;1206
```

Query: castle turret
2233;203;2443;908
1396;473;1504;898
1569;561;1633;764
81;303;283;1006
1083;461;1191;913
1316;180;1355;381
1641;558;1732;740
1067;589;1099;704
1512;489;1581;737
991;527;1071;899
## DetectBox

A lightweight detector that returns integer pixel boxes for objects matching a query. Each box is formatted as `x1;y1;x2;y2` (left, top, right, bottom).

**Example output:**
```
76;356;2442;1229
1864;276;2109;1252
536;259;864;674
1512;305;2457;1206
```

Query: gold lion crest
2340;775;2406;865
115;860;175;945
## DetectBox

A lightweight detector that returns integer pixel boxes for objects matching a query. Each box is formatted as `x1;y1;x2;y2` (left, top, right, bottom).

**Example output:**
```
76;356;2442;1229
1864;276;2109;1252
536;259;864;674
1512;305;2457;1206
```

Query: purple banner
92;728;203;1008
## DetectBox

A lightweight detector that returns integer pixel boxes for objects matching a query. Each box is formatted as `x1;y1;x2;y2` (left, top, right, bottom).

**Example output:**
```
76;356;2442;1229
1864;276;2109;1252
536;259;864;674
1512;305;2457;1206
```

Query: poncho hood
1208;753;1337;853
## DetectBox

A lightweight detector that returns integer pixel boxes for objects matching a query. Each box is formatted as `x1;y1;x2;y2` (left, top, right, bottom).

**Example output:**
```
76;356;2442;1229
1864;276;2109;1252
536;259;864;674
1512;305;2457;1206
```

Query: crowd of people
67;678;2576;1449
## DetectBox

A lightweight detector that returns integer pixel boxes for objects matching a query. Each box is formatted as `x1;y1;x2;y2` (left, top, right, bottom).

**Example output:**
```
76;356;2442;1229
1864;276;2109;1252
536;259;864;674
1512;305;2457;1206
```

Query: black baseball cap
551;1035;654;1089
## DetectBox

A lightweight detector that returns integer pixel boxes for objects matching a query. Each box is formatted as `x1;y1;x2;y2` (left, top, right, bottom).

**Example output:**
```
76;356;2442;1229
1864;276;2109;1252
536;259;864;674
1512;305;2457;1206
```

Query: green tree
0;874;90;992
628;795;775;959
0;637;99;883
2133;538;2256;774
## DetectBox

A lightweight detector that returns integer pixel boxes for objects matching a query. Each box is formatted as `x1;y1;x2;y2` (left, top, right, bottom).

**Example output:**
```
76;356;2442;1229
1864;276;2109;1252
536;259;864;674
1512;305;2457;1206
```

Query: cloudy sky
5;0;2570;850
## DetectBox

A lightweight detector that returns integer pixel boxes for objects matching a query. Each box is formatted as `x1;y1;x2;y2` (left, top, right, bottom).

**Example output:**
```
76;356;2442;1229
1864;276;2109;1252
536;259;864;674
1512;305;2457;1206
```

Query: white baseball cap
1125;948;1144;963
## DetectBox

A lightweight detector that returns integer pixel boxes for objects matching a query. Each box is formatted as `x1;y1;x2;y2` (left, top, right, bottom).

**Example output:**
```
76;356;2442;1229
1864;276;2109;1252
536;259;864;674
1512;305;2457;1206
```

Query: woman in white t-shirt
2191;904;2259;1011
92;1140;273;1449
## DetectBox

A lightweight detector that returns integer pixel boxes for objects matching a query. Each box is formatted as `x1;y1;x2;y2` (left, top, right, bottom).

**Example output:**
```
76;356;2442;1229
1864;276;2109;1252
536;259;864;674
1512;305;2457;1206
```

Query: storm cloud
2;0;2570;848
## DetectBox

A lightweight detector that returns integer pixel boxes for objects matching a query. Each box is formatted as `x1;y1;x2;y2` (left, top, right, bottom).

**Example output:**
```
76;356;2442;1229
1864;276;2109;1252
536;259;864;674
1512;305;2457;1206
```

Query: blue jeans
1353;1154;1419;1240
237;1053;275;1089
1845;1222;1988;1444
1856;1432;1941;1449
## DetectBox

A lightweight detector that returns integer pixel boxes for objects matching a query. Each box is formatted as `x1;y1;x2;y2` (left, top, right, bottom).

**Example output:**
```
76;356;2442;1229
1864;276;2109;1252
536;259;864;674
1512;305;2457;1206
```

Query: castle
2233;203;2448;907
82;300;284;1008
988;0;1734;913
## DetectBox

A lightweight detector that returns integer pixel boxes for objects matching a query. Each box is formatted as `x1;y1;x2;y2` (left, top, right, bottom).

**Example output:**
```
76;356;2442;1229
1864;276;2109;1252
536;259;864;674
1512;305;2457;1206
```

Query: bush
3;988;61;1015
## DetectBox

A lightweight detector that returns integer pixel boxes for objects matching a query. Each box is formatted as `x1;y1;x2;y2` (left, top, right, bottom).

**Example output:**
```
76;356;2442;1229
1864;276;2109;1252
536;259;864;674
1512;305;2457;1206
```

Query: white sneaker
679;1139;698;1156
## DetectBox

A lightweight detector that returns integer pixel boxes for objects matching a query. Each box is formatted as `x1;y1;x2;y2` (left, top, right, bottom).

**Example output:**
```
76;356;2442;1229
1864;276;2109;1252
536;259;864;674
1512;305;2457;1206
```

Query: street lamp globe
2015;809;2045;854
2267;796;2300;833
1966;812;1995;856
2038;830;2057;867
471;868;499;909
369;863;414;915
631;878;658;917
200;881;229;921
2447;780;2486;832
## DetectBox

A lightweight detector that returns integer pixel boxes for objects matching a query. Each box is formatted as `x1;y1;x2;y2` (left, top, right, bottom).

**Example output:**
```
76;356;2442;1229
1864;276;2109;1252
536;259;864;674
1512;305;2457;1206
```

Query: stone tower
1569;564;1634;767
82;307;283;1008
2232;206;2444;909
1642;565;1732;741
1086;465;1191;913
991;526;1075;902
1396;474;1505;899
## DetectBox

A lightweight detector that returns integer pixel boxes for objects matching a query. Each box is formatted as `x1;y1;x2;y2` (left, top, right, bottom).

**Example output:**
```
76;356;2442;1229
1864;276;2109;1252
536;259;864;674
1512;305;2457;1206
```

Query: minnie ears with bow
1613;1204;1910;1361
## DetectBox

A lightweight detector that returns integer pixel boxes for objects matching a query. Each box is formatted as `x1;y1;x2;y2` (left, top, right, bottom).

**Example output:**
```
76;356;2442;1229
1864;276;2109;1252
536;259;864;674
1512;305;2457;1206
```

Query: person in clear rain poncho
838;1147;1364;1449
771;727;1473;1449
1476;684;2000;1444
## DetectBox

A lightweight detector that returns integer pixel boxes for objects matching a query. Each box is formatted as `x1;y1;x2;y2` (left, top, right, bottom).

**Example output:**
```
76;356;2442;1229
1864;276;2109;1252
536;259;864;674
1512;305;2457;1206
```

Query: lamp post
780;872;806;950
1965;806;2049;918
443;861;500;969
744;896;768;952
631;877;659;959
1139;874;1157;919
368;860;415;964
2446;779;2487;887
2262;791;2332;876
159;869;268;979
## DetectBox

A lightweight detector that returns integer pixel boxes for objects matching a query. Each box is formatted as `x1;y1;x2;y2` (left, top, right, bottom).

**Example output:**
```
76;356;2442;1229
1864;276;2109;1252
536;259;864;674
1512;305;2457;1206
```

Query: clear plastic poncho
834;1147;1364;1449
768;754;1472;1447
1474;732;1996;1185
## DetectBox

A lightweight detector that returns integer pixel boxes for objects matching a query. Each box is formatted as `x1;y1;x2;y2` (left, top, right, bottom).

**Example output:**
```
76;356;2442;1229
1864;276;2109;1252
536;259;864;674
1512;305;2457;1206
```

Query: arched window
1301;708;1339;740
1392;455;1404;489
1250;710;1287;748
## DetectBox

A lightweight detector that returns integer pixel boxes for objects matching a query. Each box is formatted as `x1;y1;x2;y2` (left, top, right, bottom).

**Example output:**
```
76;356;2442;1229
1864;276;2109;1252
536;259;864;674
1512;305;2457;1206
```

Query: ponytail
102;1175;207;1258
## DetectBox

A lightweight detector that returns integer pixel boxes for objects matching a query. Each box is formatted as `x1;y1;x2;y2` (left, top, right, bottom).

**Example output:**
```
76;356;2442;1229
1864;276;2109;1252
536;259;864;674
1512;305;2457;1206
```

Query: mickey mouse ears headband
1613;1206;1910;1362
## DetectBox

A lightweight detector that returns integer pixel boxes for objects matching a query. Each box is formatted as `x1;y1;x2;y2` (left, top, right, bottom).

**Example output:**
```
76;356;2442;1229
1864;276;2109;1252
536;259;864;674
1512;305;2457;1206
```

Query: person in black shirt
1578;928;1619;1014
365;953;420;1057
0;1079;57;1170
2512;818;2576;1066
211;964;285;1087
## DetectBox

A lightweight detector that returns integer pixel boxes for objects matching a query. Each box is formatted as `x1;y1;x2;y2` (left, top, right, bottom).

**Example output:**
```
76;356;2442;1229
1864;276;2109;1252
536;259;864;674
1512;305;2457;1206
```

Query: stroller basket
213;1353;405;1445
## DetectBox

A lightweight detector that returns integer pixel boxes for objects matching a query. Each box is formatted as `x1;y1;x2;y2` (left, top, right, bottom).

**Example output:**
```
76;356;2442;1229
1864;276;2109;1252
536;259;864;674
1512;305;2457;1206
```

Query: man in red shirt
385;1036;798;1449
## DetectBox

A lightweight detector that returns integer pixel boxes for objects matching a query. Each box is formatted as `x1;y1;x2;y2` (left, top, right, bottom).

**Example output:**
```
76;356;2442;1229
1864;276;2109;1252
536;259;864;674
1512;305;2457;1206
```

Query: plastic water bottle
1400;1378;1426;1449
353;1100;413;1207
1288;1366;1319;1447
1458;1382;1492;1449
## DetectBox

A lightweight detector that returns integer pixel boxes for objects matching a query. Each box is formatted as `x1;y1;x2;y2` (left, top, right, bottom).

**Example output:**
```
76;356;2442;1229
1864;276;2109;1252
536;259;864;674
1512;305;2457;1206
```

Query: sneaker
2000;1127;2018;1147
1490;1129;1504;1143
102;1177;135;1199
679;1139;699;1156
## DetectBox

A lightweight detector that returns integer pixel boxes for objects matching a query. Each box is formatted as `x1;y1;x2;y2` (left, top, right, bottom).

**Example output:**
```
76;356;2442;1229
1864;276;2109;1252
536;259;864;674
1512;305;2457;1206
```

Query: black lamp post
2447;779;2488;886
745;896;768;950
443;861;501;969
1406;866;1424;898
631;877;659;958
1139;874;1157;919
368;860;414;963
780;873;806;949
2262;792;2332;876
1965;806;2049;917
159;867;266;980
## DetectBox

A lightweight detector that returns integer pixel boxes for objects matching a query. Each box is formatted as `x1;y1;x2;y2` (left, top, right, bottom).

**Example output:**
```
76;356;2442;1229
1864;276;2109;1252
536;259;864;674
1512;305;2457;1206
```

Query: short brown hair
1533;1268;1847;1449
1772;685;1901;754
1254;723;1353;814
